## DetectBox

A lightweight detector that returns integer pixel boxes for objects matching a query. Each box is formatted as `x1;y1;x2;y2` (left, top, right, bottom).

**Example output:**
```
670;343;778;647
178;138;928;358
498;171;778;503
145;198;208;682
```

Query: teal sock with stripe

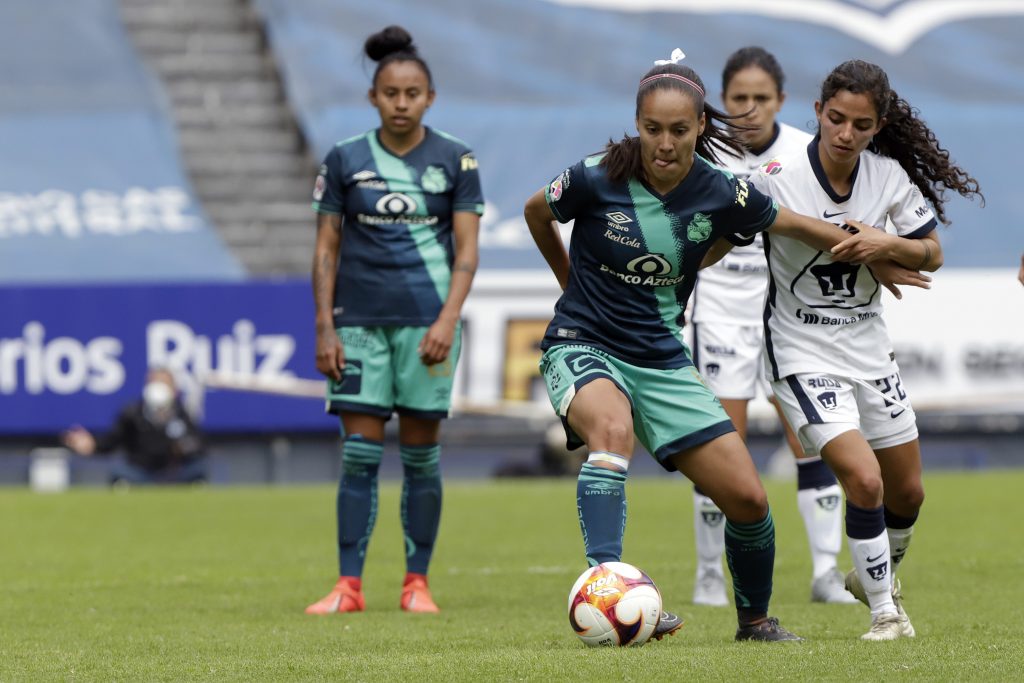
337;435;383;577
577;461;628;566
724;509;776;621
400;444;442;575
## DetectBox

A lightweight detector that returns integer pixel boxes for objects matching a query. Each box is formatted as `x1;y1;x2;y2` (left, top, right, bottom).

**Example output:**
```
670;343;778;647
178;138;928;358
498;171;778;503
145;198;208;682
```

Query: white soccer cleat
860;612;915;641
811;567;858;604
693;566;729;606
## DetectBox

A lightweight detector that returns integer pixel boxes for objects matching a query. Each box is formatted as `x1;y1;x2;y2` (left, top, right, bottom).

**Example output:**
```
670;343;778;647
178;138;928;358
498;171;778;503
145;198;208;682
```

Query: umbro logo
352;170;377;181
605;212;633;232
823;210;847;219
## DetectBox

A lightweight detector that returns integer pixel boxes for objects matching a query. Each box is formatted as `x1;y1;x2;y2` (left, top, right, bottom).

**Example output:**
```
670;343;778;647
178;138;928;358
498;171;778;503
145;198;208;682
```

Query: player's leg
773;394;852;603
772;373;908;639
875;438;923;582
307;326;393;614
690;322;758;607
391;325;462;613
394;415;443;612
635;363;798;641
542;346;636;568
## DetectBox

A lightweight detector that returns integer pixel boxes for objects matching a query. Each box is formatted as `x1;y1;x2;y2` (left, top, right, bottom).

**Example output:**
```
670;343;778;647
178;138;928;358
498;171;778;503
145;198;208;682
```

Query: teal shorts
326;325;461;420
539;344;734;471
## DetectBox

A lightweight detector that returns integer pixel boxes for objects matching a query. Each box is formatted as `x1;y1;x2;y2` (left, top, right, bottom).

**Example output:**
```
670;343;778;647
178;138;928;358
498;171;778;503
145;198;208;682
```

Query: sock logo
891;546;907;566
866;560;889;582
815;494;840;511
866;552;886;563
701;510;724;526
584;481;621;496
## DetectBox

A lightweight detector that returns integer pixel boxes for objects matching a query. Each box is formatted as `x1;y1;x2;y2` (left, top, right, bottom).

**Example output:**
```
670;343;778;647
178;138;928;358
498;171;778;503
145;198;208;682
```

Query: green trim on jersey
584;154;605;168
627;178;685;343
334;132;369;148
366;133;451;304
431;128;470;148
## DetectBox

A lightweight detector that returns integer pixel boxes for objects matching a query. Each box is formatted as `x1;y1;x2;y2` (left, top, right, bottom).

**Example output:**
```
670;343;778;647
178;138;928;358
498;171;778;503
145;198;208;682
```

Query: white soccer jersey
750;138;937;380
692;123;813;325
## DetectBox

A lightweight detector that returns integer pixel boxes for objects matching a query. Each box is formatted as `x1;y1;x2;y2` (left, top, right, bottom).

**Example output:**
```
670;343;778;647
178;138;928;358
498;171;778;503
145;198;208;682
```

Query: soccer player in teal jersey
305;26;483;615
523;53;929;642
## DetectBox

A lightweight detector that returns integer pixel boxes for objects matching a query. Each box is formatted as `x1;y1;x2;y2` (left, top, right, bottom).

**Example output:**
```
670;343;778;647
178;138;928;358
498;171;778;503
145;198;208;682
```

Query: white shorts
692;322;769;400
771;366;918;456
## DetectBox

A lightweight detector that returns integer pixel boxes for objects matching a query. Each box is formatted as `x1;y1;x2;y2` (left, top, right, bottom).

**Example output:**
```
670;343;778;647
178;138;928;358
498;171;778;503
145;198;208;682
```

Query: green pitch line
1;472;1022;680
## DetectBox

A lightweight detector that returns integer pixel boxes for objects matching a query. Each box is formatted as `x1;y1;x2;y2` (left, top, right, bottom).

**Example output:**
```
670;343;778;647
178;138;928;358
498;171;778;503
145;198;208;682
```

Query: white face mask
143;381;174;413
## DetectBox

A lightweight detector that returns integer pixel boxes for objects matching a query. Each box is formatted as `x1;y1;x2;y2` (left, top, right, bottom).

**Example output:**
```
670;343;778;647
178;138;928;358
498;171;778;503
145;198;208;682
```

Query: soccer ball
567;562;663;646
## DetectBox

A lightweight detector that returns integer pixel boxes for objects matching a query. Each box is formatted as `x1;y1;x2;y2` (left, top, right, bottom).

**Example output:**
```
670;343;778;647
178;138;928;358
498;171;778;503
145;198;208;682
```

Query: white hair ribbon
653;48;686;66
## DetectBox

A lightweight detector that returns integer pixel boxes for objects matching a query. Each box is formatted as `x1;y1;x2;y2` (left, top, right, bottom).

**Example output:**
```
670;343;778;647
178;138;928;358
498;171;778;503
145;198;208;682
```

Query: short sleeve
453;151;485;215
887;169;936;239
312;147;344;215
720;175;778;239
544;160;591;224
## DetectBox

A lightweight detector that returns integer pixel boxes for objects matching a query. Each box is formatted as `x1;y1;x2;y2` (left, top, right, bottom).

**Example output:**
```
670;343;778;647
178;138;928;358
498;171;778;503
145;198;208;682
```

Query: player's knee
587;418;633;453
892;481;925;512
843;471;884;506
724;484;768;522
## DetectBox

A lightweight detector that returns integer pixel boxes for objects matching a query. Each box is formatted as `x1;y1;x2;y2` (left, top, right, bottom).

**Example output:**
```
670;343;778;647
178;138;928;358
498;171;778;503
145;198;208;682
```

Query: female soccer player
305;25;483;615
689;47;853;607
751;59;983;640
523;55;927;642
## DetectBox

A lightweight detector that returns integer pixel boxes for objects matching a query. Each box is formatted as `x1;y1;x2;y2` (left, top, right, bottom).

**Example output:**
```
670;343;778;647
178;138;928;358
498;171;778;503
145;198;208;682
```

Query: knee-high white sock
884;507;917;581
796;457;843;579
847;501;896;618
693;488;725;573
797;484;843;578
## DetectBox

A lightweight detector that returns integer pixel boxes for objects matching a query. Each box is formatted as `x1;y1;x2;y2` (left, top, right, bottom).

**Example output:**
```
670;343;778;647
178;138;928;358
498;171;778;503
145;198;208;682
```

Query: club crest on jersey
686;212;713;243
761;159;783;176
313;174;325;201
421;165;448;193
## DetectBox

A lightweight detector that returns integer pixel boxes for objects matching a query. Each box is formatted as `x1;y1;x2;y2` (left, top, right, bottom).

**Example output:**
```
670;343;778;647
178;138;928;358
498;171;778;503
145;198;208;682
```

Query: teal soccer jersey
543;154;778;369
312;127;484;326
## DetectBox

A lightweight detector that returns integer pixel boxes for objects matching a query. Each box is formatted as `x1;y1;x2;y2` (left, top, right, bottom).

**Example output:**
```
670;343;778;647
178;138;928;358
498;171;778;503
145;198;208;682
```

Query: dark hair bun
364;25;416;62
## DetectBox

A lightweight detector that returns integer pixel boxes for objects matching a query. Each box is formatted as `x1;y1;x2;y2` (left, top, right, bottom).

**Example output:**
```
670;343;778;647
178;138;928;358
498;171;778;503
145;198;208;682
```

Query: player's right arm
313;212;344;381
524;187;570;291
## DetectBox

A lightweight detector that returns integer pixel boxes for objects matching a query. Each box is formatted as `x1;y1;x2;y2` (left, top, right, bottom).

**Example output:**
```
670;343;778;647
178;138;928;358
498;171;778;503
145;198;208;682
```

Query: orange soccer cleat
304;576;365;614
400;573;440;613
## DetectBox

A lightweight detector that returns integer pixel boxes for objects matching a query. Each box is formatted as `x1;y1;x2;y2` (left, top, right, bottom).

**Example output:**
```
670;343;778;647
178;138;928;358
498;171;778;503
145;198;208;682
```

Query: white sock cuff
587;451;630;471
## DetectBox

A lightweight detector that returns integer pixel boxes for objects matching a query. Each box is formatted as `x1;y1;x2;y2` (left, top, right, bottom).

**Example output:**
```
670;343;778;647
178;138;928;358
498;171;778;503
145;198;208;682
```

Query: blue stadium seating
0;0;244;282
255;0;1022;268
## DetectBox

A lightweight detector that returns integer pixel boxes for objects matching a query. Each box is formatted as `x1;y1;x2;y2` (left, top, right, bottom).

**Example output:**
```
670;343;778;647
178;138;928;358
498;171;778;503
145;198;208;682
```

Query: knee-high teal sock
724;509;775;623
577;458;628;566
400;444;442;575
337;435;383;577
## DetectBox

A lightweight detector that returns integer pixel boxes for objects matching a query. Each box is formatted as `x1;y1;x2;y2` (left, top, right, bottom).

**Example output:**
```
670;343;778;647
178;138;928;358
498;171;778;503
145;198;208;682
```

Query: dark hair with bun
364;25;433;89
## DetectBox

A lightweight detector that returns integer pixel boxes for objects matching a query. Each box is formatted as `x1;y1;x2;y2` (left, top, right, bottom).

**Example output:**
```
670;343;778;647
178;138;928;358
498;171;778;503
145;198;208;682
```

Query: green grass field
2;470;1022;681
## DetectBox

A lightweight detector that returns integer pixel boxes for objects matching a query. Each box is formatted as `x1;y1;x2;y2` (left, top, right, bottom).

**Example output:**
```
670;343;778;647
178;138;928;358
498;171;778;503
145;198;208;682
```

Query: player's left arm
419;211;480;365
699;238;734;270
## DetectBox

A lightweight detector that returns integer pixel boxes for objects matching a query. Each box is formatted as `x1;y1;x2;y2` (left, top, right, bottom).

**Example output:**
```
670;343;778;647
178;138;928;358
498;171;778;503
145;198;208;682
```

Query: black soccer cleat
734;616;804;642
651;610;684;641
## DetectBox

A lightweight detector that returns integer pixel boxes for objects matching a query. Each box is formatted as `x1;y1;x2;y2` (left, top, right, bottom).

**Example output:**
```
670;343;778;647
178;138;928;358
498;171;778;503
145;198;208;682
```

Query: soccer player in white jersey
689;47;854;607
750;60;984;640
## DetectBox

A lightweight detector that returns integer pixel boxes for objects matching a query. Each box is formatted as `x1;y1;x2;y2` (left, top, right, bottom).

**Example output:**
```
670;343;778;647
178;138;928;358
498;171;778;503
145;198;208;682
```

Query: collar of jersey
807;134;860;204
747;122;781;157
374;126;431;159
638;155;702;201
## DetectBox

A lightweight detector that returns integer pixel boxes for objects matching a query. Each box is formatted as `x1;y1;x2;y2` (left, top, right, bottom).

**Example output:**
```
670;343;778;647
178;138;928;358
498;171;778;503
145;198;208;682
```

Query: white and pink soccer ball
567;562;663;646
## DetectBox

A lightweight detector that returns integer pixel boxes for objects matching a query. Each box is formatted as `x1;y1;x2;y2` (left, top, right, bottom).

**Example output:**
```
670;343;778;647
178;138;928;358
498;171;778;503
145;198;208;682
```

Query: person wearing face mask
62;368;207;485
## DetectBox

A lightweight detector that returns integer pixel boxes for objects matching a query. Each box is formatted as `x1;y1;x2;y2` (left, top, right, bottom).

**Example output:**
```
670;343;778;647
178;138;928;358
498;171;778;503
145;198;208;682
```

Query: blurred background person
62;368;207;485
689;46;852;607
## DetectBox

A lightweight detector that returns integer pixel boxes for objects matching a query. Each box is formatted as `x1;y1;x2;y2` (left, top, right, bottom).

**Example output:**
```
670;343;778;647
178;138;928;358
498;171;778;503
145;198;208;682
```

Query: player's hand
830;220;892;263
1018;253;1024;286
868;259;932;300
62;426;96;456
419;316;457;366
315;326;345;381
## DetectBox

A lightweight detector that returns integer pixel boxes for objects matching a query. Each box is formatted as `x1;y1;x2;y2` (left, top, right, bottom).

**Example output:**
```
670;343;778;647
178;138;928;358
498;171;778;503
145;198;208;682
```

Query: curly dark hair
364;25;433;89
602;63;749;184
820;60;983;224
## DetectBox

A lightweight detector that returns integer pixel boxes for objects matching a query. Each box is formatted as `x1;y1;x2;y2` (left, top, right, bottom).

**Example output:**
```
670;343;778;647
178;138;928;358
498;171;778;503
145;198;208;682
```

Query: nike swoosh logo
866;552;886;563
823;210;847;219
